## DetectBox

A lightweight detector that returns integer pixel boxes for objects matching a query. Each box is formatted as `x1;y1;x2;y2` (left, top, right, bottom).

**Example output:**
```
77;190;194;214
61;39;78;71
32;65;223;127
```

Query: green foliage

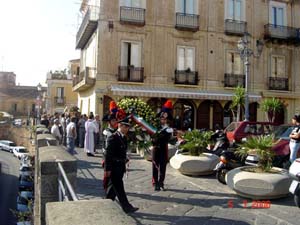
117;98;158;126
236;135;277;172
230;86;245;121
180;129;213;156
261;98;283;122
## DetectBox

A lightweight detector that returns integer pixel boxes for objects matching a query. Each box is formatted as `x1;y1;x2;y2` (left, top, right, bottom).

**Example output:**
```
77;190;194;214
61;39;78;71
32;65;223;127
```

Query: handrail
57;162;79;201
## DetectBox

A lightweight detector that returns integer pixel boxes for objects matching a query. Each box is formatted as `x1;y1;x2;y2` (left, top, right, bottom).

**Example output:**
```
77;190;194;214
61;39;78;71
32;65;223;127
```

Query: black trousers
152;148;167;185
105;164;131;210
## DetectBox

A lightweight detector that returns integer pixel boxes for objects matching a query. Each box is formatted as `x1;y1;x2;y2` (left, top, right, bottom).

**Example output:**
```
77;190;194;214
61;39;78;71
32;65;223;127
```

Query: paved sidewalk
74;148;300;225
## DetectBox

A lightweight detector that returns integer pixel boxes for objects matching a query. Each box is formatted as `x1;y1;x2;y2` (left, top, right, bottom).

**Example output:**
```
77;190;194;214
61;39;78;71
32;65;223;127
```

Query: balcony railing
120;6;145;26
76;6;99;49
118;66;144;82
268;77;289;91
224;73;245;88
72;67;96;92
264;24;297;41
174;70;198;85
225;19;247;36
54;97;66;106
175;13;199;31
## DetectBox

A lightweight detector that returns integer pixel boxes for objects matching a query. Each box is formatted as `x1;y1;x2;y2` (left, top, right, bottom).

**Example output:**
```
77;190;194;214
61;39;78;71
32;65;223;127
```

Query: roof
110;85;261;102
0;86;45;99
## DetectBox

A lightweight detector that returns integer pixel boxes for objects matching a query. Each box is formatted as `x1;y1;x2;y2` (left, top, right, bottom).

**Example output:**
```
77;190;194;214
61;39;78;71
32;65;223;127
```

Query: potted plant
261;98;283;123
226;135;292;199
170;129;219;175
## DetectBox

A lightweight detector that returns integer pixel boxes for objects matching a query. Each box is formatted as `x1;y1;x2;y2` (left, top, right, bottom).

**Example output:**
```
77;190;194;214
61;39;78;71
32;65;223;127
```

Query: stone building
0;71;46;118
73;0;300;129
45;60;79;115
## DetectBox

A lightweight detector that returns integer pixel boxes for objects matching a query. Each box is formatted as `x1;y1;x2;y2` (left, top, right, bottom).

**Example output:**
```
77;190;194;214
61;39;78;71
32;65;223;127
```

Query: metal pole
244;58;250;121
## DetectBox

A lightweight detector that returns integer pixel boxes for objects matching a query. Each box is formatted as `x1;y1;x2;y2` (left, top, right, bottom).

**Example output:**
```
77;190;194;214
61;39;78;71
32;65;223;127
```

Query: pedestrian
152;100;173;191
78;114;87;148
66;116;77;155
93;114;101;152
289;114;300;163
40;114;49;128
51;119;62;144
104;117;139;214
84;113;97;156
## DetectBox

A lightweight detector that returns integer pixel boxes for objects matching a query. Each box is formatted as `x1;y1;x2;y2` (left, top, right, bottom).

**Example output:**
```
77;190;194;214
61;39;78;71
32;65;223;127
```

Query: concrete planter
137;144;177;161
170;153;219;175
226;166;292;199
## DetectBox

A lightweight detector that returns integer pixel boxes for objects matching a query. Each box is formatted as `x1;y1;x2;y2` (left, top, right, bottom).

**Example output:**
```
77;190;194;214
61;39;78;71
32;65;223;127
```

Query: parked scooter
289;158;300;207
214;149;245;184
205;130;229;156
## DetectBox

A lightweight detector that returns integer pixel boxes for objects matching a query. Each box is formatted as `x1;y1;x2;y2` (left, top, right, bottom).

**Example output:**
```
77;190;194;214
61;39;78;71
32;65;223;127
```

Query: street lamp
237;32;264;121
36;83;42;124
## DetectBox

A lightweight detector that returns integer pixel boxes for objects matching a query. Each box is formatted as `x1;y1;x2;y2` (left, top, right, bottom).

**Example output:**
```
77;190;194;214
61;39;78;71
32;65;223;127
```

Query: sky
0;0;81;86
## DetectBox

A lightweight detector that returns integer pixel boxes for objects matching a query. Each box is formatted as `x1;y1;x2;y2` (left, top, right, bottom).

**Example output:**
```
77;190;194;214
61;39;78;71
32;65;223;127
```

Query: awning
110;85;261;102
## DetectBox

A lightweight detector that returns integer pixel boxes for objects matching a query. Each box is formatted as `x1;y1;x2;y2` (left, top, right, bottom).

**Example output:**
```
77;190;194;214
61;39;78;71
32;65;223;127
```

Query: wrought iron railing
54;97;66;106
268;77;289;91
174;70;198;85
118;66;144;82
264;24;296;40
58;162;79;201
224;73;245;88
225;19;247;35
120;6;145;25
175;13;199;31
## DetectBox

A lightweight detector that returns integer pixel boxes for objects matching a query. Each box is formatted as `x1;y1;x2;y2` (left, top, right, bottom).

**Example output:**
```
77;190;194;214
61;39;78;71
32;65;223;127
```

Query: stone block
37;134;57;148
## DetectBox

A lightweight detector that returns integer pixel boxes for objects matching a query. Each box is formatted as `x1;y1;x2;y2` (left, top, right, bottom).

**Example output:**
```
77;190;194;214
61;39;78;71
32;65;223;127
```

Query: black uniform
152;125;172;190
104;131;133;211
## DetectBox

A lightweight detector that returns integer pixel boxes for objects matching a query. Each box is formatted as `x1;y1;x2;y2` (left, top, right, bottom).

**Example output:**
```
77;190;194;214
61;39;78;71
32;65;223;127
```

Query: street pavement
74;148;300;225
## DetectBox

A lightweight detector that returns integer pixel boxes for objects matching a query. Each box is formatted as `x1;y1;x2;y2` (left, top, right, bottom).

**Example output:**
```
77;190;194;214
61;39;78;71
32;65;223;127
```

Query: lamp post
237;32;264;121
36;83;42;124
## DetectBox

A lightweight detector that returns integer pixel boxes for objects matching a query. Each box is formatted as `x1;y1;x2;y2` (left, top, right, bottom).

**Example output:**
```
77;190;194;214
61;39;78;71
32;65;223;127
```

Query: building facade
0;71;46;119
45;62;79;115
73;0;300;130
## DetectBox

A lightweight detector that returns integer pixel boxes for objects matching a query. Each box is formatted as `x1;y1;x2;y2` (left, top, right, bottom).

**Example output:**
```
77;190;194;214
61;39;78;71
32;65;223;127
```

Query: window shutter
121;42;129;66
132;0;141;8
233;53;242;74
130;43;141;67
186;0;194;14
226;52;233;73
235;0;242;21
271;56;276;77
277;57;285;77
177;47;185;70
228;0;234;19
186;48;195;71
140;0;146;9
175;0;183;13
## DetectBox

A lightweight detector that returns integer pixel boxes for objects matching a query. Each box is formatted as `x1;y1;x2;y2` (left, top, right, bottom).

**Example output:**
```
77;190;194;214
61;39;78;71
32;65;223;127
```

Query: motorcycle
214;149;245;184
289;158;300;207
205;130;229;156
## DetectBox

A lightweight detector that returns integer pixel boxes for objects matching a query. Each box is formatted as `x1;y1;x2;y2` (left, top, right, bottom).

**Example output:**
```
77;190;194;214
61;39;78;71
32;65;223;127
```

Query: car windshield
273;125;293;139
225;122;240;132
9;143;16;147
18;148;28;153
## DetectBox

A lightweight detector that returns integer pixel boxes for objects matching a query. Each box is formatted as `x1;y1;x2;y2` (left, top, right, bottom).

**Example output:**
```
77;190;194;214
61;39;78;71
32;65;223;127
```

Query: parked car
0;140;16;153
13;146;29;160
224;121;278;144
16;191;34;212
13;119;22;127
20;164;33;176
18;175;34;191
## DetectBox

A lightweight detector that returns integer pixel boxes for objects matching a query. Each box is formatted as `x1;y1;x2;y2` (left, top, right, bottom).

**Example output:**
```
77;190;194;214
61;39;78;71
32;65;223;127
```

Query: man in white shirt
66;116;77;155
51;119;62;144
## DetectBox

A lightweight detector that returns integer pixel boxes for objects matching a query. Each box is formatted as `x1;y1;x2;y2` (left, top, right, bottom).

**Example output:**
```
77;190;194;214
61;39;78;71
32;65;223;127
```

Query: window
177;46;195;71
121;41;142;67
226;51;243;74
225;0;245;21
120;0;146;8
271;55;285;78
175;0;198;14
269;1;286;26
57;87;64;98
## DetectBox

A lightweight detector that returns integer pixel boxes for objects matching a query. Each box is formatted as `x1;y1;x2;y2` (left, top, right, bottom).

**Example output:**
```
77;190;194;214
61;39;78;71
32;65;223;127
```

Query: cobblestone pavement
74;148;300;225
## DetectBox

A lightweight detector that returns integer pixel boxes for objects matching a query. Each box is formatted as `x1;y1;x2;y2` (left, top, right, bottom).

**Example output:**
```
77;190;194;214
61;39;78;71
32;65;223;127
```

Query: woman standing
289;114;300;163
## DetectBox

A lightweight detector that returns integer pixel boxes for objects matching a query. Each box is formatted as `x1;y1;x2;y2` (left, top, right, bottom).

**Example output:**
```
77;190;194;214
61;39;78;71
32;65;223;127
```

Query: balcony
224;73;245;88
118;66;144;82
76;6;99;49
268;77;289;91
224;19;247;36
174;70;198;85
264;24;298;43
54;97;66;106
73;67;96;92
120;6;145;26
175;13;199;32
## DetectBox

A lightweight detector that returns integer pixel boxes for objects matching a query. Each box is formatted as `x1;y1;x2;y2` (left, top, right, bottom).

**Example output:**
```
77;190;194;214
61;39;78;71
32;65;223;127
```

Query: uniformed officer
104;117;138;214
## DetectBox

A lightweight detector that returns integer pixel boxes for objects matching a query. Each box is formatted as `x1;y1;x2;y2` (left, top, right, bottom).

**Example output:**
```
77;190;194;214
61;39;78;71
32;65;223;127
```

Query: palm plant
180;129;213;156
236;135;278;172
230;86;245;122
261;98;283;123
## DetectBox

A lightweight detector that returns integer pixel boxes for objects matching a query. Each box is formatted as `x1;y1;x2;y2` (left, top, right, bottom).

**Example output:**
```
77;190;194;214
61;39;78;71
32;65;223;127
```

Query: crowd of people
40;111;101;156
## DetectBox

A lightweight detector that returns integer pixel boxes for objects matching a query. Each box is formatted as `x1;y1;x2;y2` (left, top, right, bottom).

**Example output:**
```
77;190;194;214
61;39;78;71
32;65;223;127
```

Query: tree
230;86;245;122
261;98;283;123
